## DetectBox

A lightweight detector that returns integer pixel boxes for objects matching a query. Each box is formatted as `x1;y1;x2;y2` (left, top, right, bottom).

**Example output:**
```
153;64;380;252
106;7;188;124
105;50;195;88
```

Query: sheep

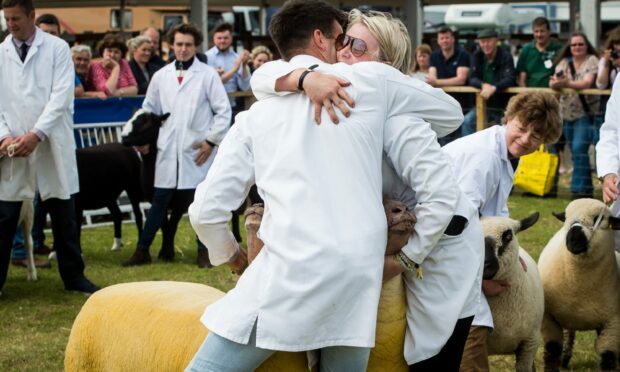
480;212;544;372
17;199;36;282
538;198;620;371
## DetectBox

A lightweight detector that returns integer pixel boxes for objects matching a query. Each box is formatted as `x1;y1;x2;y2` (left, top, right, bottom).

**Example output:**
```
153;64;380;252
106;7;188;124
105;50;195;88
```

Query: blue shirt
430;47;473;110
206;46;251;108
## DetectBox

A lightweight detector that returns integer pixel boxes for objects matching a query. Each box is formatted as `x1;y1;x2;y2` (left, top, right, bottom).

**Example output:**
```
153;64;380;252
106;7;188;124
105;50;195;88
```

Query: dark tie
19;43;28;62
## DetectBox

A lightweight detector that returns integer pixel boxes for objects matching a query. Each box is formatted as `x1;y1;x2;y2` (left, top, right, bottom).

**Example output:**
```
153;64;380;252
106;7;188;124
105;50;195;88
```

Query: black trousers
0;195;85;290
408;315;475;372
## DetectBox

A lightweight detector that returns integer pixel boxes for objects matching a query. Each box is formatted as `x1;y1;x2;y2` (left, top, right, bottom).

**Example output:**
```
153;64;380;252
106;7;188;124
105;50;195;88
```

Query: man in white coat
0;0;98;295
443;92;562;371
597;76;620;252
186;0;460;370
122;23;231;267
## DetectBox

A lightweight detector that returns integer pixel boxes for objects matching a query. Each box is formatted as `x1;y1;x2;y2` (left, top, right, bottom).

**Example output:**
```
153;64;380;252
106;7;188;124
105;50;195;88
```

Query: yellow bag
514;145;559;196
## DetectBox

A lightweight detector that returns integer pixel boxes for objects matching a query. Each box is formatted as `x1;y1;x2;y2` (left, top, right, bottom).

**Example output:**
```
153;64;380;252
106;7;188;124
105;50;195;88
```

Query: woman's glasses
335;33;368;57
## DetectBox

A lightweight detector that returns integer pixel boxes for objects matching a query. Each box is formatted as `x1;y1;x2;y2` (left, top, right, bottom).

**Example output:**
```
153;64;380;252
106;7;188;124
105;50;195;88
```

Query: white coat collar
166;55;202;88
288;54;324;68
3;27;44;65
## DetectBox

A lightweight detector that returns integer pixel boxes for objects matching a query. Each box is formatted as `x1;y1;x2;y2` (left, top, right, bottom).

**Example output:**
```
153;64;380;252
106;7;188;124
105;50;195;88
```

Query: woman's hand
549;74;568;89
302;72;355;125
482;279;510;297
101;58;119;70
382;255;406;282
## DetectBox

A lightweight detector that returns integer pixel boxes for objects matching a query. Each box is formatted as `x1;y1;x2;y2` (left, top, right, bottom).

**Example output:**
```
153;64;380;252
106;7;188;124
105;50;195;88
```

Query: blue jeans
461;109;504;137
11;228;25;260
564;116;594;195
185;325;371;372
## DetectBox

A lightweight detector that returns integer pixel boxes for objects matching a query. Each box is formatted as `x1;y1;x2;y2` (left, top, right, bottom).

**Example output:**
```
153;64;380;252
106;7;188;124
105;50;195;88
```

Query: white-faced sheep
538;198;620;371
481;213;544;372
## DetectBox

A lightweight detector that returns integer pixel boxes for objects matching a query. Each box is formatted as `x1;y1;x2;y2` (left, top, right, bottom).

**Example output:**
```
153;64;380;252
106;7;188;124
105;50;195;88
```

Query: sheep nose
566;225;588;255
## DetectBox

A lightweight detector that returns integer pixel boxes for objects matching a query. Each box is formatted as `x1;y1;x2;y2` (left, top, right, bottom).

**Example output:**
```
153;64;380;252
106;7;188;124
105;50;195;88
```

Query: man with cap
461;29;515;136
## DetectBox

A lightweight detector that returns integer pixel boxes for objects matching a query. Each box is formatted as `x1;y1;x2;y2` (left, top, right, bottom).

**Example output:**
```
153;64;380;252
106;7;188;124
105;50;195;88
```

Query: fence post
475;92;486;132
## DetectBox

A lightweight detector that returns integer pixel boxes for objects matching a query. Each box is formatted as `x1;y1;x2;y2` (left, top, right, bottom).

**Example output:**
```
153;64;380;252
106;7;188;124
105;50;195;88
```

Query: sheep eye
501;230;513;244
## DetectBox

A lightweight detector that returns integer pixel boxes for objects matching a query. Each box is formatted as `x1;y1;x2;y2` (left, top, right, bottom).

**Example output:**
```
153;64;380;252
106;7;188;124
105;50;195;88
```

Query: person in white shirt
596;76;620;252
122;23;231;268
186;1;462;370
444;92;562;372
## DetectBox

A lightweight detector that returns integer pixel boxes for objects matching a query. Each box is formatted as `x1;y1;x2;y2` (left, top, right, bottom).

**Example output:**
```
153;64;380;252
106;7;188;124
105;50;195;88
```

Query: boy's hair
167;23;203;47
347;9;412;74
212;22;233;35
1;0;34;14
269;0;347;60
502;92;562;144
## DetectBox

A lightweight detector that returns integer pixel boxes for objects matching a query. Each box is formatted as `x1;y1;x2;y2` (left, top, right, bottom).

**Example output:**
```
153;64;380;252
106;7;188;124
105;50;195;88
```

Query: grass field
0;179;606;371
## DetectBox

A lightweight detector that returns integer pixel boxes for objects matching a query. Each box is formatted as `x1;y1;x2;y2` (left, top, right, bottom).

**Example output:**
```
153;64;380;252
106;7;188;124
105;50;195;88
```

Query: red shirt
87;59;137;96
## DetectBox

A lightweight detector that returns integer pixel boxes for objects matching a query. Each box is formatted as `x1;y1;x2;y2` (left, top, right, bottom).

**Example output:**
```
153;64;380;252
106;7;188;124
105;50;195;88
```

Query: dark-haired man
122;23;231;268
0;0;98;295
35;13;59;36
187;0;462;370
516;17;563;88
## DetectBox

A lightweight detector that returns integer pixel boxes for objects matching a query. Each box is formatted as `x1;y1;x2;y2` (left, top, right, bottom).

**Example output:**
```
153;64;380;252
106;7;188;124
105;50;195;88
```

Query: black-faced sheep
538;198;620;371
481;213;544;372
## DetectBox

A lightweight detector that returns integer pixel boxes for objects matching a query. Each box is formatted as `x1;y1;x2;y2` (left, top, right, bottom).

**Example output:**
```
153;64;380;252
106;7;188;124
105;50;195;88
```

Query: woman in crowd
410;43;431;82
597;26;620;90
249;45;273;72
88;33;138;97
127;35;162;95
549;32;599;199
252;9;481;371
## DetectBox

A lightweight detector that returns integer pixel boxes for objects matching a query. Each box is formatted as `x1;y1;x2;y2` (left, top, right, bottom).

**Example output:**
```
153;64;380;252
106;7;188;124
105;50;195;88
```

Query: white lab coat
189;55;458;351
142;56;231;189
251;59;481;363
0;28;78;201
443;125;515;329
596;76;620;251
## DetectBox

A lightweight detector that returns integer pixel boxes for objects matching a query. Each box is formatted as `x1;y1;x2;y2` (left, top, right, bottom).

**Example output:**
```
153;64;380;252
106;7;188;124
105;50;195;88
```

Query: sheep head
552;198;620;257
384;198;416;256
481;213;539;280
121;109;170;147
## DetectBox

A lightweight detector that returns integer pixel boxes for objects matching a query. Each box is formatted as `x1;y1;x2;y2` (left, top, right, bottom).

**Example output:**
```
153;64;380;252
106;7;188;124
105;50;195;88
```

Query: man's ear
312;29;326;52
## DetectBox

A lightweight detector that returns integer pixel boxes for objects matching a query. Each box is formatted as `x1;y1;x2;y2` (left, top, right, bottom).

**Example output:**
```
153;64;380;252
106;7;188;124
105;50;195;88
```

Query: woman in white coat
596;76;620;251
251;10;485;370
443;92;562;371
0;0;97;295
122;23;231;267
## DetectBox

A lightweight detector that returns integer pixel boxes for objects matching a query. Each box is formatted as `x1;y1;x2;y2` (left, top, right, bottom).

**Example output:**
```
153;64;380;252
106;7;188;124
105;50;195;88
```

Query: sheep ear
552;212;566;222
518;212;539;233
161;112;171;121
610;216;620;230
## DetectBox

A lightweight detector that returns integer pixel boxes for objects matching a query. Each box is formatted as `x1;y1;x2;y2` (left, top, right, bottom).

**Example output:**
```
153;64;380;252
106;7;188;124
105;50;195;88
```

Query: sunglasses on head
335;33;368;57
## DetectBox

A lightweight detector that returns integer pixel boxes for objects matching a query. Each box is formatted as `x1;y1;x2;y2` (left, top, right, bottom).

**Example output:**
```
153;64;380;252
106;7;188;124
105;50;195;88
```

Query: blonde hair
250;45;273;62
126;36;151;59
503;92;562;144
411;43;431;73
347;9;412;74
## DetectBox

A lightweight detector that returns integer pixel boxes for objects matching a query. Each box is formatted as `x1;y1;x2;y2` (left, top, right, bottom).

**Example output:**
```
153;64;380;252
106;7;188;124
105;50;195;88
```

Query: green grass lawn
0;178;606;371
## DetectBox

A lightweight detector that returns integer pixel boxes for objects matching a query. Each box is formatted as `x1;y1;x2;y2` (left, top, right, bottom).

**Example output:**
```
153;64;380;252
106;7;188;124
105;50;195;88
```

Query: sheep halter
572;211;606;243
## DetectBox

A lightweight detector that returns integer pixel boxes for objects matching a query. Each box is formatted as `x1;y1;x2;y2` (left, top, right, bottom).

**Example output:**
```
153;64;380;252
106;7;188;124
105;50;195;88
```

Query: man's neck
535;40;550;51
292;49;328;63
15;29;35;43
485;49;497;63
217;47;231;53
442;47;455;59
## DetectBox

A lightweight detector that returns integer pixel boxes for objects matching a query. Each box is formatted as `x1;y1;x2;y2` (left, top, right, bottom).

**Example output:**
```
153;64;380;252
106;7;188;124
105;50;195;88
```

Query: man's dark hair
1;0;34;14
212;22;233;34
532;17;550;30
97;33;127;57
167;23;203;47
36;13;60;28
268;0;347;60
437;26;455;37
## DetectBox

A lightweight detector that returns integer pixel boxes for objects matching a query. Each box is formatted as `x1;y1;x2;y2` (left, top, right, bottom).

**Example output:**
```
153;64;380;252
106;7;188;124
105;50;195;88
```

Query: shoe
64;276;100;295
33;244;52;255
197;249;213;269
11;258;52;269
122;249;152;267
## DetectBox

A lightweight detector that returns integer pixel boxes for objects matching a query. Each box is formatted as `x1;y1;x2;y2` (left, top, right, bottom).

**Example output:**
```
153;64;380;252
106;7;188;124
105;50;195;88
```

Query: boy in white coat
443;92;562;371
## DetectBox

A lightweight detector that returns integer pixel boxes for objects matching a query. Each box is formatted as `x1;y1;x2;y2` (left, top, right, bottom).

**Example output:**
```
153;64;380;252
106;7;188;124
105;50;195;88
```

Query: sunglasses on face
335;33;368;57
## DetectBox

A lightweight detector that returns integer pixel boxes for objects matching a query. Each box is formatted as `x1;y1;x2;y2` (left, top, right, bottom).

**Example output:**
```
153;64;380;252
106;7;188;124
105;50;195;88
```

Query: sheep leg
20;202;37;282
126;185;143;236
515;337;538;372
595;321;620;371
244;203;264;264
560;330;575;369
541;312;563;372
107;202;123;251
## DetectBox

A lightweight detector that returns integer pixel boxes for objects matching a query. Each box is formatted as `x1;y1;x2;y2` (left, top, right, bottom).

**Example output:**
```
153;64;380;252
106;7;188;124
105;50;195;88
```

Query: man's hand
135;144;150;155
193;141;213;166
482;279;510;297
480;83;497;100
602;173;619;203
216;66;225;76
383;255;405;282
12;132;40;157
425;74;437;86
0;137;15;157
228;249;248;275
240;50;250;65
303;72;354;125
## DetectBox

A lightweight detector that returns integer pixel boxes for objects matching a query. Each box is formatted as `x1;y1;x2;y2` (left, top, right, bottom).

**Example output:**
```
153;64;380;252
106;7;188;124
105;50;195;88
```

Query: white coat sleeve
250;59;299;99
383;113;458;264
0;109;9;140
450;151;501;214
596;77;620;178
189;119;255;265
205;69;232;145
142;73;162;115
33;42;74;136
